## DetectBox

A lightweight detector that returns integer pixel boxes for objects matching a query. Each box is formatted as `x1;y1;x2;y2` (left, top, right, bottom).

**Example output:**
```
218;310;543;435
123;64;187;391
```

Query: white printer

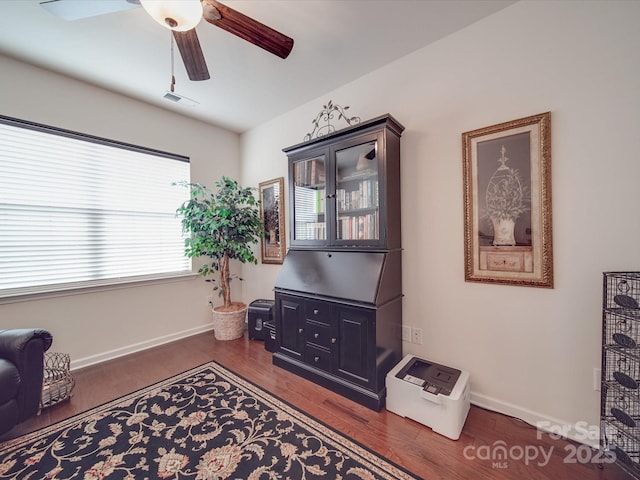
386;354;470;440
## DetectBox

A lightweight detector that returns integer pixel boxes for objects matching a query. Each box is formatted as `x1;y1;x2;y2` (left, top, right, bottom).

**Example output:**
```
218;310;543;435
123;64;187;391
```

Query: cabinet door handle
331;338;337;344
313;309;319;315
314;333;319;339
298;328;303;334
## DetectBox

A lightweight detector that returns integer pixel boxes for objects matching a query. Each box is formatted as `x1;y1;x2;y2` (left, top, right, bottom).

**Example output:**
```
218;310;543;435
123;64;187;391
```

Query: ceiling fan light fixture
140;0;203;32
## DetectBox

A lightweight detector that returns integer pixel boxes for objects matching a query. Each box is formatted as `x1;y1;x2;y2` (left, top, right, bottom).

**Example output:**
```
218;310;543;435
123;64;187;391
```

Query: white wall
0;55;242;368
241;0;640;443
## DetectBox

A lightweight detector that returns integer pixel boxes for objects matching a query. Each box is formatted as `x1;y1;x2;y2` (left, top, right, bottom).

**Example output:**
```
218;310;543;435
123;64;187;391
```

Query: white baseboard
471;392;600;448
70;324;214;371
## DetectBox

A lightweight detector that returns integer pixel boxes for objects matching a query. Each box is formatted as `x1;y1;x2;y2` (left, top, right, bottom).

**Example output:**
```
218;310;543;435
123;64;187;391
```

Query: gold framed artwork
259;177;286;264
462;112;553;288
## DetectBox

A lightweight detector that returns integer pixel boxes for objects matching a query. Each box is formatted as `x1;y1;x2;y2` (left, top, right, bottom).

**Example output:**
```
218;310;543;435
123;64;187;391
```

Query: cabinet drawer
305;344;333;373
305;319;336;349
305;300;331;321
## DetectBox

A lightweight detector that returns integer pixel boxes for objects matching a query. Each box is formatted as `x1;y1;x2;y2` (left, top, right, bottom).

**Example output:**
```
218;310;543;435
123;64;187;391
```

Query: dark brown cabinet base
273;352;388;411
273;251;403;411
273;291;401;411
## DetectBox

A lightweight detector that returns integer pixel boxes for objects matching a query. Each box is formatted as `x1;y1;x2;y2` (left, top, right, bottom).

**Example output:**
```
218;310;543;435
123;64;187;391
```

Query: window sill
0;272;200;305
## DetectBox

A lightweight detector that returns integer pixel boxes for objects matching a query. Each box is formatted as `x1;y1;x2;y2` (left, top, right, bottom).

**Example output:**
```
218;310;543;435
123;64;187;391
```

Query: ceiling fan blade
172;29;211;81
40;0;140;21
202;0;294;59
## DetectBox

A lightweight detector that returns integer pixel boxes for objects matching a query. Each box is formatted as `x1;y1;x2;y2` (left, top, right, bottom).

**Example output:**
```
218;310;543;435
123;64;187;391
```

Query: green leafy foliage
175;177;262;309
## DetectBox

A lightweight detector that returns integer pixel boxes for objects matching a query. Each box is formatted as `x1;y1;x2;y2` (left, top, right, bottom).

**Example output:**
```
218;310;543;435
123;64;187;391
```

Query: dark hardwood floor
2;332;629;479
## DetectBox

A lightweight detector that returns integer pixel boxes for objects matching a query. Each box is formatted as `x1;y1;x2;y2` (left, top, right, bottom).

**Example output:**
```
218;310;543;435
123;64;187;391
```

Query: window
0;115;191;299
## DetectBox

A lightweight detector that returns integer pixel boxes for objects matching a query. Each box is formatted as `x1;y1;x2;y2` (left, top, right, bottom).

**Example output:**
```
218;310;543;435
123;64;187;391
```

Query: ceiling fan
39;0;294;82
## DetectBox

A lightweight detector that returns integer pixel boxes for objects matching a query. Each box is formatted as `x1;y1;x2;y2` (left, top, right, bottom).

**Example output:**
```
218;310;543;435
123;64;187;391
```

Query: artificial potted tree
176;177;262;340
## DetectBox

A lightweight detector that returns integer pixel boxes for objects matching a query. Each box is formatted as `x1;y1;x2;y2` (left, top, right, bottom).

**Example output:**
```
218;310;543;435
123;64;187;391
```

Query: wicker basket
41;352;75;409
212;304;247;341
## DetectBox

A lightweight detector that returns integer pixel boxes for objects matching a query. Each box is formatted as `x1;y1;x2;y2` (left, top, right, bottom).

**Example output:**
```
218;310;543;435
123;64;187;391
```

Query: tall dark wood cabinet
273;115;404;411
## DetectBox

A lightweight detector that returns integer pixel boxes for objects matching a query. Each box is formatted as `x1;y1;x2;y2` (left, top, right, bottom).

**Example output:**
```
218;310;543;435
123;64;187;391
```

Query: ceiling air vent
163;91;199;107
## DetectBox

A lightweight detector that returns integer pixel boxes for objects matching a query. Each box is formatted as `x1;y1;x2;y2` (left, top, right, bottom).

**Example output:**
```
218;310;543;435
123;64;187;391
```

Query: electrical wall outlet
594;367;601;391
401;326;411;342
412;327;423;345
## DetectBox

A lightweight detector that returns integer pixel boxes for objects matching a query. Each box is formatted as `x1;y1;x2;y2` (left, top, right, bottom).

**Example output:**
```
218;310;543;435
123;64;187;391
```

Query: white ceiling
0;0;515;133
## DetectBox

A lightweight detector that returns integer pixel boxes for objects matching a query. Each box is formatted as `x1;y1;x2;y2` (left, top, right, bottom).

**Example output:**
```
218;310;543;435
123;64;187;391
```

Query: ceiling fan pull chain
169;32;176;93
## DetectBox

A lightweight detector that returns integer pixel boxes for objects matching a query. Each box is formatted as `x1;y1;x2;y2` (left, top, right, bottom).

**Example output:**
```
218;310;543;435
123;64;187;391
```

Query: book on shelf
310;160;316;187
316;188;325;214
336;180;379;212
296;158;326;187
317;163;326;184
337;212;379;241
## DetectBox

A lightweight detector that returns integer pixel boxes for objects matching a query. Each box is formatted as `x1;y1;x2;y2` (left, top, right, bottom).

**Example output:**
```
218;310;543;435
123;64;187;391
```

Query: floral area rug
0;361;421;479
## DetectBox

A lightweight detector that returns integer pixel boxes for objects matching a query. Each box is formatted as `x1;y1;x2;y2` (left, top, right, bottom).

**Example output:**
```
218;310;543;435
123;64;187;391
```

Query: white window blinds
0;116;191;299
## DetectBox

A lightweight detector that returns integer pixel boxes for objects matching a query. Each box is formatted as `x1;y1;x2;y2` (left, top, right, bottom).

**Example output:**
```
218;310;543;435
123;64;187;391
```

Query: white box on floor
386;354;470;440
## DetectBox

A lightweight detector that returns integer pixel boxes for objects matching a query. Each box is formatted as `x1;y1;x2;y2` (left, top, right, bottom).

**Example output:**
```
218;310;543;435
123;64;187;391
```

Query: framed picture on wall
462;112;553;288
259;177;286;264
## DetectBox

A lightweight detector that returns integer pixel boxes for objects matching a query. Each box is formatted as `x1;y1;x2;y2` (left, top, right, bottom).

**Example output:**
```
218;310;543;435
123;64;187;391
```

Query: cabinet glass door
335;140;379;242
293;155;326;242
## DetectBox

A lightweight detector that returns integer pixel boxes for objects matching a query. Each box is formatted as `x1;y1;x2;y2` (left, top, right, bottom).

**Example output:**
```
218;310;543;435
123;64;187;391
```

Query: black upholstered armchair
0;329;53;436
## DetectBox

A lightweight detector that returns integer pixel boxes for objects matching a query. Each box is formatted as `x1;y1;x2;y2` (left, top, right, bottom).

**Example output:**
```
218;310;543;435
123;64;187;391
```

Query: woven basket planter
212;303;247;341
